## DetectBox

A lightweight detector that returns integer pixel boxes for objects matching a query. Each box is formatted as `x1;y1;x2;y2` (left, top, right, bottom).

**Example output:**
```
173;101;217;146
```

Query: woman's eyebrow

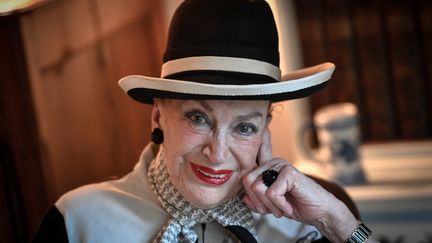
198;100;213;111
194;101;263;120
236;111;263;121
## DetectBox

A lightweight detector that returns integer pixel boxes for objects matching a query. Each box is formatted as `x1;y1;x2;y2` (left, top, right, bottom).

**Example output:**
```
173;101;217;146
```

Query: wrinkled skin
152;99;378;243
152;99;270;208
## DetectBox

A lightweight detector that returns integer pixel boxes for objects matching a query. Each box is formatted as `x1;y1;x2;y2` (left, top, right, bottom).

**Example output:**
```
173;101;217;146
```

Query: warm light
0;0;44;15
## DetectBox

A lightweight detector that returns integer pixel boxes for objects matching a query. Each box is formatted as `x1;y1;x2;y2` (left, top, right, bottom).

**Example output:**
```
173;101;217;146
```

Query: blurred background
0;0;431;242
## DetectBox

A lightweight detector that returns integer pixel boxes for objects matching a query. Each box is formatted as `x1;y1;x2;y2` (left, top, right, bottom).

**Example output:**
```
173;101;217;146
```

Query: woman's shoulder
57;144;162;217
56;181;120;212
51;178;169;243
56;172;165;217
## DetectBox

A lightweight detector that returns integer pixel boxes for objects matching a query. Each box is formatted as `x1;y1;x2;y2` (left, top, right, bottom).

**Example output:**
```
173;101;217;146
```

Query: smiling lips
190;163;233;185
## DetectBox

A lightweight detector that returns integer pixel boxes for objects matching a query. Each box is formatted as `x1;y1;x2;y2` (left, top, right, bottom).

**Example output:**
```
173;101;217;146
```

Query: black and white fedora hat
118;0;335;104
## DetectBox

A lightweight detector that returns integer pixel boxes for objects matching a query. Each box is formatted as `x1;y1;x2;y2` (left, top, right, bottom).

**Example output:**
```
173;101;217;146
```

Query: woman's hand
242;128;362;242
242;127;336;222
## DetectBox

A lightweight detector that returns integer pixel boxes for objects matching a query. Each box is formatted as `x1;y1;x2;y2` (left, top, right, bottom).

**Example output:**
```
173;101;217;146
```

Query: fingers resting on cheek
242;158;293;218
264;164;298;217
242;174;267;214
257;127;272;165
243;128;300;218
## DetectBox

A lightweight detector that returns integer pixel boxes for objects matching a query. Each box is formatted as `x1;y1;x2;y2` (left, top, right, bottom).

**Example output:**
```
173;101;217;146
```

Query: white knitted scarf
148;149;257;243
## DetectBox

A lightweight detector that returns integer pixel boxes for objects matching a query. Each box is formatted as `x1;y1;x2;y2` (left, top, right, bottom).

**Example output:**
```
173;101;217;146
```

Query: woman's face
153;99;270;208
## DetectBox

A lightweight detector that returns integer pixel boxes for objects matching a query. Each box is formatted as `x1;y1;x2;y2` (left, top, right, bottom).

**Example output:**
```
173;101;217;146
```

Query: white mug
300;103;366;185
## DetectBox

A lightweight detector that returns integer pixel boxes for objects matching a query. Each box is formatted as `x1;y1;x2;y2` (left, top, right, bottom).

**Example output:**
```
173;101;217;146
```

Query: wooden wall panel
351;1;396;140
384;1;430;139
322;0;361;105
296;0;331;111
20;0;164;202
102;14;162;175
0;0;164;240
0;15;49;241
416;0;432;136
295;0;432;142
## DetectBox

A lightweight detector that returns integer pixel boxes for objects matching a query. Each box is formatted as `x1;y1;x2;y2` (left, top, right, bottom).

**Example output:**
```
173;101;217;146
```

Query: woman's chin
182;186;236;209
174;171;242;208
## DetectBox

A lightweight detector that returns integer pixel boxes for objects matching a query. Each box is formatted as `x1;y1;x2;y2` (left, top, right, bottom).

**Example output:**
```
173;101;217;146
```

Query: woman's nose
203;131;230;164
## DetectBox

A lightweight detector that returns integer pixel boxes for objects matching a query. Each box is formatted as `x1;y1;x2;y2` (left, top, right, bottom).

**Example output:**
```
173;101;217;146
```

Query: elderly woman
33;0;377;242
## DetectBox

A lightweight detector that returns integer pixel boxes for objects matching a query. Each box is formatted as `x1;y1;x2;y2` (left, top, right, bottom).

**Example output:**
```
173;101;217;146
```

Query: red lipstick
190;163;233;185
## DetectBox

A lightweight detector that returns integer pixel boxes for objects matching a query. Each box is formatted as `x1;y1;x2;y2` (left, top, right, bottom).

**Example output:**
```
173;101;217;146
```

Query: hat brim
118;62;335;104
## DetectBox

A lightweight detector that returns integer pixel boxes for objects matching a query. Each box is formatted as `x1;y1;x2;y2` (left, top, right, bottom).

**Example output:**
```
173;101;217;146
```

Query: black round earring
151;128;164;144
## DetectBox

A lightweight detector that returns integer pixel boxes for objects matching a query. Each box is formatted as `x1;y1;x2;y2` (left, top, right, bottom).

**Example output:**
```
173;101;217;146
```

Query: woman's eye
186;111;208;125
235;123;258;136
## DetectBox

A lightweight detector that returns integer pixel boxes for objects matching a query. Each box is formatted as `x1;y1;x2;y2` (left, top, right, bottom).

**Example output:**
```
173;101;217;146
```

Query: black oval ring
262;169;279;187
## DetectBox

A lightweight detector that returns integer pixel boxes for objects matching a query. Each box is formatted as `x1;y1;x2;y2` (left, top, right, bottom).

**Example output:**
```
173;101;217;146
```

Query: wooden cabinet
0;0;164;241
